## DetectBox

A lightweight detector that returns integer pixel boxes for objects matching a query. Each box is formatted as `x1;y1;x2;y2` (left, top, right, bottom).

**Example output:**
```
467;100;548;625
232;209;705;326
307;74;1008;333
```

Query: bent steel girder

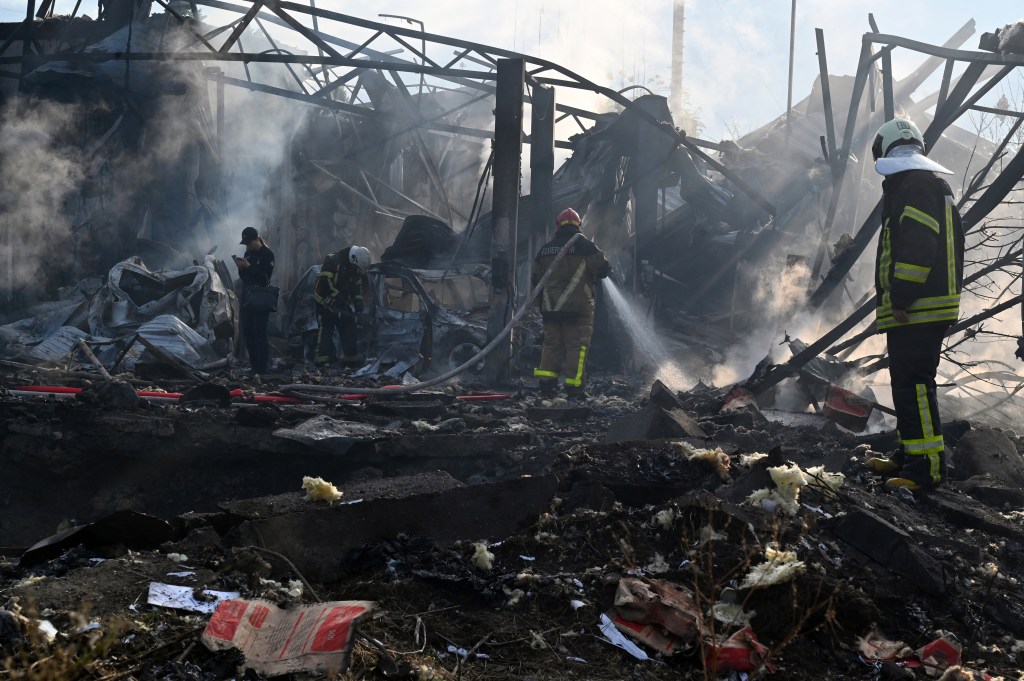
3;0;773;213
746;30;1024;395
807;31;1024;311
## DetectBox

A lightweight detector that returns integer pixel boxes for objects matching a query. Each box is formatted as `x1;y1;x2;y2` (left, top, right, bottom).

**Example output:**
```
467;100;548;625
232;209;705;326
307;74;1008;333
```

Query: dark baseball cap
239;226;259;244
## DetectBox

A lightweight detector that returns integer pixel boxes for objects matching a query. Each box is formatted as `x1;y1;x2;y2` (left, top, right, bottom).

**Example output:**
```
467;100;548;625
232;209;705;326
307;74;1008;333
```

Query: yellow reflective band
894;262;930;283
905;438;942;454
901;440;944;483
916;384;934;439
902;205;940;234
879;221;893;304
534;369;558;378
564;345;588;387
907;295;960;311
906;309;958;323
946;203;956;296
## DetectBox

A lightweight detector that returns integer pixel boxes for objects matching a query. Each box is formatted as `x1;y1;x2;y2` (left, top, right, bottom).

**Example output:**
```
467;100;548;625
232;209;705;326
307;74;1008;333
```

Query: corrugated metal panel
26;326;89;363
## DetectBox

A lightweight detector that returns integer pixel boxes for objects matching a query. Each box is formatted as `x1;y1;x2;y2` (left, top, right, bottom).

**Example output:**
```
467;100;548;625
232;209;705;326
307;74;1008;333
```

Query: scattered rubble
2;378;1024;680
1;4;1024;681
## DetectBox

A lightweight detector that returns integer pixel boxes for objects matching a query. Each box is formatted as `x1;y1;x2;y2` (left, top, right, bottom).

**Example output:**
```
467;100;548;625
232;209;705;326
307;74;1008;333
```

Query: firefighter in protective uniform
867;118;964;490
532;208;611;398
313;246;371;367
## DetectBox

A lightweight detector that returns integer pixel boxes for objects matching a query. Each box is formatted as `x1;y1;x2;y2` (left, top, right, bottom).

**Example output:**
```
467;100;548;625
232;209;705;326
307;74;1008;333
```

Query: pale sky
0;0;1019;139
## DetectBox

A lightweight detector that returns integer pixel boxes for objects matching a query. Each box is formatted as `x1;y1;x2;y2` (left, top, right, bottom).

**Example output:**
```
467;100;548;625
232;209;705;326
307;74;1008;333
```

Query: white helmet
872;118;925;161
348;245;370;271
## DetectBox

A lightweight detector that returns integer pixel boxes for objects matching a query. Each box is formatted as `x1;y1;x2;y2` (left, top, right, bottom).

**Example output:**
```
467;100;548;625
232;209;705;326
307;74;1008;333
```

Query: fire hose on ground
279;232;585;398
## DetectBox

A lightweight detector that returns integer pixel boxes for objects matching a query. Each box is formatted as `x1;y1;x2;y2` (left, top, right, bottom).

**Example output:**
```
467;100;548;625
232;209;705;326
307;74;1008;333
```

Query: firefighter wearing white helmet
866;118;964;491
313;245;371;368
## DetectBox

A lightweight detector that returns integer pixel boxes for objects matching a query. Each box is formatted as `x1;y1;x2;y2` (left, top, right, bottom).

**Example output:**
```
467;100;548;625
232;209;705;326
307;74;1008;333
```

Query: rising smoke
710;255;815;387
0;99;86;303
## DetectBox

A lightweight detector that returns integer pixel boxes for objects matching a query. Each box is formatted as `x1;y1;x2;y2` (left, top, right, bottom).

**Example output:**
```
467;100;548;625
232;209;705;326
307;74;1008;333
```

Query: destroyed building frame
1;2;1023;387
0;0;778;380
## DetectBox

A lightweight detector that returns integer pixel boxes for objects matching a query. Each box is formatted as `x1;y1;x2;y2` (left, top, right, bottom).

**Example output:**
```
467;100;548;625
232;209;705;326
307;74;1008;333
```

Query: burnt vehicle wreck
284;259;487;376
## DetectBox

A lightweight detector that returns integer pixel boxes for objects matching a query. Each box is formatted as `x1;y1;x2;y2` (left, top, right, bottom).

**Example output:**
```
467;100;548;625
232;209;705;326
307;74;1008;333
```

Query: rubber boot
885;451;943;491
866;449;905;475
565;385;589;401
539;379;558;399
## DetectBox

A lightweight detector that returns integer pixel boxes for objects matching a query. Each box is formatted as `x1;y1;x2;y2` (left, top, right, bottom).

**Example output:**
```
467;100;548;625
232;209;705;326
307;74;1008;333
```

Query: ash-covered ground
2;371;1024;680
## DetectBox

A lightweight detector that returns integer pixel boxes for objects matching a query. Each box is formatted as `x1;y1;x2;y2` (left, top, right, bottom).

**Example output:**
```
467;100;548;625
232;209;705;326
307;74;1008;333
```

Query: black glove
353;299;364;314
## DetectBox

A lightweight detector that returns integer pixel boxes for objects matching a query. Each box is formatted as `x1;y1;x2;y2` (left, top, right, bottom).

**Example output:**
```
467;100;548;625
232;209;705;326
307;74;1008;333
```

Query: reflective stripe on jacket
314;247;367;307
875;170;964;332
531;225;611;320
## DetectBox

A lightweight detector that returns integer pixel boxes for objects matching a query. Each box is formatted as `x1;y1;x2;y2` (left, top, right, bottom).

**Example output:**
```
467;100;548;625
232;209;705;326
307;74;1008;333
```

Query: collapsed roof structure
4;4;1024;679
0;1;1022;398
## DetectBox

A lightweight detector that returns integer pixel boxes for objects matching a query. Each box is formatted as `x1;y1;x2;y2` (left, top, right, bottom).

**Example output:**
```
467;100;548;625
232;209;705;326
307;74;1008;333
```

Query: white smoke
710;255;815;387
0;100;85;302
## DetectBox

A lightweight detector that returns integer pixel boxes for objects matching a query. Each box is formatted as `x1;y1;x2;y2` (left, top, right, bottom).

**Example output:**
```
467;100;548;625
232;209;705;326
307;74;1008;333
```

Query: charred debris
3;3;1024;680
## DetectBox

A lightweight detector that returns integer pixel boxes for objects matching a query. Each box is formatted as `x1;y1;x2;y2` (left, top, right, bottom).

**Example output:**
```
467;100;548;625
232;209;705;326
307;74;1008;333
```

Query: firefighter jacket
531;225;611;321
875;169;964;332
314;247;367;310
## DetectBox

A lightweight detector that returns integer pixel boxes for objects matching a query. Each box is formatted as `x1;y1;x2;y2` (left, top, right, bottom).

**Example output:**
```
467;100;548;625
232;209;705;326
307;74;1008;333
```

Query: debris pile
2;378;1024;680
2;4;1024;681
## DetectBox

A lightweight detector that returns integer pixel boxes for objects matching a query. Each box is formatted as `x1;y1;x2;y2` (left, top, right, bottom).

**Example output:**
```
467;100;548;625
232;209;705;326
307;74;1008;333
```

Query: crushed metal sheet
273;416;381;455
135;315;221;370
89;257;236;344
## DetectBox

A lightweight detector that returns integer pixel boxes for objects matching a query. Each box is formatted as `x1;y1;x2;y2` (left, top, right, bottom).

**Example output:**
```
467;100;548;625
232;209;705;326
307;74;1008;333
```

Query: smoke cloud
0;100;86;302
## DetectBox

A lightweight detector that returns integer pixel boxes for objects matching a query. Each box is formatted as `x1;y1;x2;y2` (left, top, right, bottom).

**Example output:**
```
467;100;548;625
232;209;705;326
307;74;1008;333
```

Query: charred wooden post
528;83;555;266
483;58;524;384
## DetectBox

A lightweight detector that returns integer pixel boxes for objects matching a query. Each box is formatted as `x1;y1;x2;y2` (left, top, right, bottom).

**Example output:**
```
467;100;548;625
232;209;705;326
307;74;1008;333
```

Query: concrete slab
374;432;532;460
605;403;707;444
833;508;945;595
525;406;592;422
228;475;558;581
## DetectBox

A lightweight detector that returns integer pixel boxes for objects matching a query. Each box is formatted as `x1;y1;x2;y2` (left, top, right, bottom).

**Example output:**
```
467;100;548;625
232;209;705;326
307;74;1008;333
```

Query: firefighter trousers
887;323;948;484
315;304;357;364
534;316;593;393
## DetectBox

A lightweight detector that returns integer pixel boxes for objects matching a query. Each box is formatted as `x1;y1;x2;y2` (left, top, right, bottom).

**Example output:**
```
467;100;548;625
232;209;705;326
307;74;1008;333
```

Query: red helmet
556;208;582;228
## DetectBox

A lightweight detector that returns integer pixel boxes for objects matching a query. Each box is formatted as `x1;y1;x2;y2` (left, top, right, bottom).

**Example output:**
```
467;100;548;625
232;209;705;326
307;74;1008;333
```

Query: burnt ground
2;374;1024;680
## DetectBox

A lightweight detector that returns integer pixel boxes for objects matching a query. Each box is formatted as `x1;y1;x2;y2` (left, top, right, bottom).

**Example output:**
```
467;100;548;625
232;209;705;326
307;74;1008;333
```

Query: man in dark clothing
234;226;275;375
867;118;965;490
313;245;371;367
532;208;611;398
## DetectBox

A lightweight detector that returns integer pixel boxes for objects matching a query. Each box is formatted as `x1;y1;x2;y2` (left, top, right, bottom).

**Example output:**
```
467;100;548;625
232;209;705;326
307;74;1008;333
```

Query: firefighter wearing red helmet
531;208;611;398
